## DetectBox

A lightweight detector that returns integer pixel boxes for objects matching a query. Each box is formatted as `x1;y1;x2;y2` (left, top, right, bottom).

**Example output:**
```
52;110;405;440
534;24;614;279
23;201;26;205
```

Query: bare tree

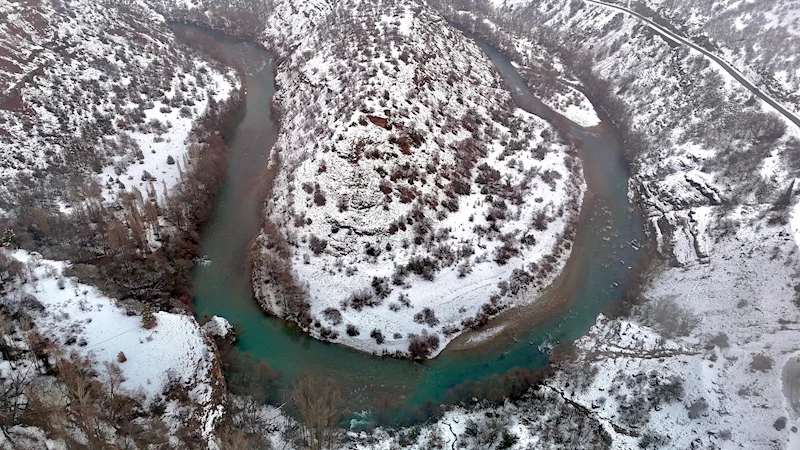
0;362;32;443
290;372;342;450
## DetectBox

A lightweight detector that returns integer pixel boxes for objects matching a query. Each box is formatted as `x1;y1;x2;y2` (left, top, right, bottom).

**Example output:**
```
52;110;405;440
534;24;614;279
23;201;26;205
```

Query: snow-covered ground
9;250;215;402
543;202;800;449
0;249;229;446
95;67;236;204
347;388;609;449
508;34;601;127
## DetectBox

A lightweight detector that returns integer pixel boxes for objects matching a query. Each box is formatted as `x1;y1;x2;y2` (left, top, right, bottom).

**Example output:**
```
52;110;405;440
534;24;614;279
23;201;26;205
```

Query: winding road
585;0;800;131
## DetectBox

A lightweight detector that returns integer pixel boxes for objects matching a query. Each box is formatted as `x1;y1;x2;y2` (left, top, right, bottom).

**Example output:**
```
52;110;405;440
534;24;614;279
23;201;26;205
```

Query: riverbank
444;215;584;353
179;11;645;421
443;29;646;355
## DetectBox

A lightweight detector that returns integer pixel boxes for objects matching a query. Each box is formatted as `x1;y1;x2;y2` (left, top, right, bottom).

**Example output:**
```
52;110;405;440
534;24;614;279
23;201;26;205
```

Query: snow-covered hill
240;0;585;358
465;0;797;263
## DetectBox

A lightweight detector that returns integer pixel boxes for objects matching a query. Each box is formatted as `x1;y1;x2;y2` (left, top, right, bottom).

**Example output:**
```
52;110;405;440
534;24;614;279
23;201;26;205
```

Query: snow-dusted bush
639;298;698;338
413;307;440;328
407;332;440;360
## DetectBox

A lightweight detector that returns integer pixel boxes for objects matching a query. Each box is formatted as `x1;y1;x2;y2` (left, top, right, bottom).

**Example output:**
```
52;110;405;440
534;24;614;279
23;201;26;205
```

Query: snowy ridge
249;0;585;358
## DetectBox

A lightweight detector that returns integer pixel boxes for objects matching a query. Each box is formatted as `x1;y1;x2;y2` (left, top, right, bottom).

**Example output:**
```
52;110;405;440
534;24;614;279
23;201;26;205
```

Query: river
187;25;645;425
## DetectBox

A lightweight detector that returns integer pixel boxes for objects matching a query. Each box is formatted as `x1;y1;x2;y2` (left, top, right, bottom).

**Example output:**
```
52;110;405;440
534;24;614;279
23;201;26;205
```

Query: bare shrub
687;397;708;419
406;256;437;281
750;353;774;372
370;329;385;345
321;307;342;326
319;327;339;340
141;306;157;329
290;372;342;450
309;235;328;255
457;260;472;278
345;288;380;311
392;265;408;286
494;241;519;265
461;415;513;449
638;432;671;449
346;324;360;337
639;298;698;338
651;375;684;406
371;276;391;299
313;184;326;206
708;332;729;348
413;307;440;327
407;332;440;359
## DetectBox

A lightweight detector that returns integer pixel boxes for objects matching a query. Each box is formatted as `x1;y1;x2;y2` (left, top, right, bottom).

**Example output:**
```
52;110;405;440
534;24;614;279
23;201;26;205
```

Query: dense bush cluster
407;332;440;360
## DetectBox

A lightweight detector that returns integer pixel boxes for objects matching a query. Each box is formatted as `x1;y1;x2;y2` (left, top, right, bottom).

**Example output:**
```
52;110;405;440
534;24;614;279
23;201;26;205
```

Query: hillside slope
0;0;249;311
603;0;800;118
0;0;239;210
0;249;230;449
